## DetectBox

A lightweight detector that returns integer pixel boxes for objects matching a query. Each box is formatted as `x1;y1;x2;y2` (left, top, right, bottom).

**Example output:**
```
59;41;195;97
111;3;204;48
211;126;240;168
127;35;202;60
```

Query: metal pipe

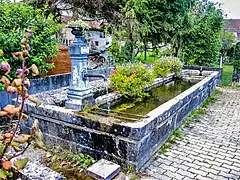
85;74;107;81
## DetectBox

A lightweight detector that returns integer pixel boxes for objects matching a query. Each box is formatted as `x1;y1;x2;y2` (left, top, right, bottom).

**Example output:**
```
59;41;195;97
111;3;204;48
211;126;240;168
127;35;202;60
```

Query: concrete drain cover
86;159;121;180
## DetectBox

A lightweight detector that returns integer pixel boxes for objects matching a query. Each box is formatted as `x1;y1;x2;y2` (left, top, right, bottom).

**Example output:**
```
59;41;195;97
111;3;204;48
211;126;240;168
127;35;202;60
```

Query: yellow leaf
12;79;22;87
0;49;4;57
14;158;28;170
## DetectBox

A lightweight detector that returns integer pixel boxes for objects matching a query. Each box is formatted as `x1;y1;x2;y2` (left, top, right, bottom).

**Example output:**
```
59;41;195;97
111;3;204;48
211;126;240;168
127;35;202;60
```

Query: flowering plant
0;29;43;179
109;63;155;101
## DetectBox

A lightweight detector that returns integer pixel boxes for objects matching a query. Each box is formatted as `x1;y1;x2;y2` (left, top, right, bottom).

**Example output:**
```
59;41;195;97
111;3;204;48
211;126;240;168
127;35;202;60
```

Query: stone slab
19;161;64;180
87;159;121;180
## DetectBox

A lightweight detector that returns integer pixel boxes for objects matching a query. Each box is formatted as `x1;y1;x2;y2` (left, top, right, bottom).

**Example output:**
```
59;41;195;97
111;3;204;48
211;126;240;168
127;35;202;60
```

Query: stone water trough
20;69;219;171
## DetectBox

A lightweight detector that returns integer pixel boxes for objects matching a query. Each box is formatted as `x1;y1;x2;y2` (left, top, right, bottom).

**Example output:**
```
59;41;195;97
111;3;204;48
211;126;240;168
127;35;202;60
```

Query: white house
62;20;112;51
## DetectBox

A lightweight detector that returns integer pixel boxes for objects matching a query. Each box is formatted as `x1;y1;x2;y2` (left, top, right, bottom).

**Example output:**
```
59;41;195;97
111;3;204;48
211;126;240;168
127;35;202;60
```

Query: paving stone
199;166;219;175
177;169;196;179
195;175;212;180
188;167;208;177
193;160;211;168
159;164;178;172
221;164;240;172
207;173;226;180
215;157;233;165
164;171;185;180
141;88;240;180
171;163;190;171
182;161;201;170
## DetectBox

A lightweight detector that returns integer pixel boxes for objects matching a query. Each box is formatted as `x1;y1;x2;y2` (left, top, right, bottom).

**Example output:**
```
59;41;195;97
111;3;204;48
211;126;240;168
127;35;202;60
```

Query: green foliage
73;154;95;168
109;63;155;101
221;65;233;86
44;145;95;179
0;2;61;77
159;128;183;154
221;31;236;63
68;20;89;30
153;59;171;78
153;57;183;78
182;2;224;66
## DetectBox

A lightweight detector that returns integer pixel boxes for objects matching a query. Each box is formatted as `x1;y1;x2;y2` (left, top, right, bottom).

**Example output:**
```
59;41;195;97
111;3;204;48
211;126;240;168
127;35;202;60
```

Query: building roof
225;19;240;32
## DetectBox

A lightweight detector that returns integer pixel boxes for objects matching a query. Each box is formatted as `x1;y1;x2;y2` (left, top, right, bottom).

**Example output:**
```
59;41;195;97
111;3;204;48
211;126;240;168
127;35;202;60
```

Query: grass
43;145;95;180
137;51;156;63
221;65;233;86
159;128;182;154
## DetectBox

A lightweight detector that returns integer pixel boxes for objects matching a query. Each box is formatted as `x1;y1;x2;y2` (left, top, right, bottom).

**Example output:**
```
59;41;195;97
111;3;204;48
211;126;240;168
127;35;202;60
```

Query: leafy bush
0;30;43;179
170;57;183;75
153;57;183;77
0;2;61;78
109;63;155;101
181;2;224;66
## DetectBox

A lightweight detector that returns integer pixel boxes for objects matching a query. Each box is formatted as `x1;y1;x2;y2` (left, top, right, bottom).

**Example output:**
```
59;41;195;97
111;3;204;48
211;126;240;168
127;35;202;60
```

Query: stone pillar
65;26;94;110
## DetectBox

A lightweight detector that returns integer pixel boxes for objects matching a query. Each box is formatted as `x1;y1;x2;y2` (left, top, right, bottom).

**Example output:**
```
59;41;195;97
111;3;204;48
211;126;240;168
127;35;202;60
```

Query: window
95;41;99;46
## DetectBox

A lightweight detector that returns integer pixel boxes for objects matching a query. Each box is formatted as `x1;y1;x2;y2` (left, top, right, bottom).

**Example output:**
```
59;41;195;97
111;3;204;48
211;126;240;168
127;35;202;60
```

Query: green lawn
137;52;156;63
221;65;233;86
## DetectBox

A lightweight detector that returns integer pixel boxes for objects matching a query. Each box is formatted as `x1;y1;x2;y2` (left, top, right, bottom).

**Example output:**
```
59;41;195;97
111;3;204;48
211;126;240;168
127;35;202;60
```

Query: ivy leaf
14;158;28;170
2;161;12;170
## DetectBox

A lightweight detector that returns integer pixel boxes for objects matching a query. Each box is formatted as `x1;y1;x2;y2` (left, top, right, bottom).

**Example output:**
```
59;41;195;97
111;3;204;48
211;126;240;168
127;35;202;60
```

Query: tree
23;0;125;24
0;2;61;77
181;2;224;66
221;30;236;63
109;0;193;63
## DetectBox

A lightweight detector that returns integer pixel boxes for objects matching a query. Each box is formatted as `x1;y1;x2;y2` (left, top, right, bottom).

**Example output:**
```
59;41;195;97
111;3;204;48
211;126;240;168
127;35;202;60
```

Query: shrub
109;63;155;101
153;56;183;77
153;58;171;78
0;2;62;78
169;57;183;75
0;30;43;179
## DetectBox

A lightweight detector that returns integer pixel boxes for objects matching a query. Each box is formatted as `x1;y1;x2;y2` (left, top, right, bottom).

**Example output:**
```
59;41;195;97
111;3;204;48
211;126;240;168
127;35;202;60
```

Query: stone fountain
19;27;221;170
65;25;106;110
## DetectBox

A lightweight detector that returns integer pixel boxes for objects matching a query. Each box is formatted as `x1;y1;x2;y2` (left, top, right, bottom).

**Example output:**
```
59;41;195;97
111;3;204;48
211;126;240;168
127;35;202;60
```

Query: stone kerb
130;72;218;169
20;71;219;171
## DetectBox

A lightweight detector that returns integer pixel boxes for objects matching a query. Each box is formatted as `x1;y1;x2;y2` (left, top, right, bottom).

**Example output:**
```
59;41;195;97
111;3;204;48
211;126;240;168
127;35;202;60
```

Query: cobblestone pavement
141;88;240;180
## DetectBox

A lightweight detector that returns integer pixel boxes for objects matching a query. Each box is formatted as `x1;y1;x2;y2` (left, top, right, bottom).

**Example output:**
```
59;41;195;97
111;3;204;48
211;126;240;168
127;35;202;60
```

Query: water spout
84;74;107;81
